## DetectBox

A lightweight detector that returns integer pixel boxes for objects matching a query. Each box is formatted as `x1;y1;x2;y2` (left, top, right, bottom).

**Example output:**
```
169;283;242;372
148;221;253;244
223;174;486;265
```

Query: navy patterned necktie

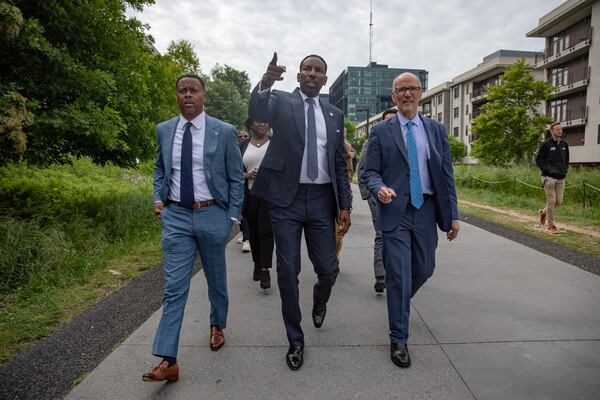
306;98;318;181
180;122;195;208
406;120;423;209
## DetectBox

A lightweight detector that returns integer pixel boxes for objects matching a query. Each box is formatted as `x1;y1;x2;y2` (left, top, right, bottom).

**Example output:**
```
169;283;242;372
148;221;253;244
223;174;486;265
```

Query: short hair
549;121;561;130
382;109;396;119
176;74;205;90
299;54;327;73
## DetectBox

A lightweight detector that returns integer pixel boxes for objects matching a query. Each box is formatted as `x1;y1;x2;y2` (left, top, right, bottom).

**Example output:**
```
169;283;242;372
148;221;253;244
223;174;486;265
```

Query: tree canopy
471;58;554;166
0;1;251;166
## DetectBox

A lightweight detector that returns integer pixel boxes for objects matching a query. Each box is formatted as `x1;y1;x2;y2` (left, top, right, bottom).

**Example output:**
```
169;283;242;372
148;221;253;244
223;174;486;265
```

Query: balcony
471;90;488;103
548;105;588;128
535;27;592;69
550;66;590;98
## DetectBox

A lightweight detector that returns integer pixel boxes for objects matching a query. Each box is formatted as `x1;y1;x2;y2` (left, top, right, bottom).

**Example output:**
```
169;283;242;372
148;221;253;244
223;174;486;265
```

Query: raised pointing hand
262;51;286;89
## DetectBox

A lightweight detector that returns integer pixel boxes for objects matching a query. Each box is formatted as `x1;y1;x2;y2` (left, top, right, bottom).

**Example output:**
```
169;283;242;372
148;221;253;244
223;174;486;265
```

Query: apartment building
445;50;543;154
419;81;452;131
527;0;600;163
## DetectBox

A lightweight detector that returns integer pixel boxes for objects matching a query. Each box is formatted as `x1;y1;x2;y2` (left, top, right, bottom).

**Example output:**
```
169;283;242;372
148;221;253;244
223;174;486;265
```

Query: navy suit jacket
247;84;351;211
363;114;458;232
153;114;245;221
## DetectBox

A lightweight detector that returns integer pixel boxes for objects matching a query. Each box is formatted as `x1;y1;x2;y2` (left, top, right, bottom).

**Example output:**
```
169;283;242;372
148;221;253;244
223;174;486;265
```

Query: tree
471;58;554;166
447;135;467;164
204;64;251;129
166;39;200;75
344;117;366;156
0;0;180;166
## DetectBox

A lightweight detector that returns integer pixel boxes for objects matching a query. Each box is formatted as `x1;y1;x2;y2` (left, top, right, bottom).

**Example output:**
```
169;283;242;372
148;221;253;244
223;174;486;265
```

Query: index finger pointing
269;52;278;66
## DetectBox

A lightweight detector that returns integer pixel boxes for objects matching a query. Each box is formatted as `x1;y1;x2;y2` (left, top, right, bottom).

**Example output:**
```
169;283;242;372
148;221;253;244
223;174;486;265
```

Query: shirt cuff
230;217;241;224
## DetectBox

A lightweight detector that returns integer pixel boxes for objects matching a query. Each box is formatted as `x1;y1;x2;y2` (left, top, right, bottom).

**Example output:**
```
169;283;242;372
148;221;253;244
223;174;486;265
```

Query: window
437;112;442;122
437;93;443;105
549;99;567;121
597;125;600;144
454;87;459;98
550;67;569;86
465;104;469;115
453;107;459;118
453;127;459;137
552;35;571;55
423;103;431;113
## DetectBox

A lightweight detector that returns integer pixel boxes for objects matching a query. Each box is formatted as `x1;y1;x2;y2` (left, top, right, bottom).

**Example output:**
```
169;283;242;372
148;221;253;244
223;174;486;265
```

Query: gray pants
367;196;385;278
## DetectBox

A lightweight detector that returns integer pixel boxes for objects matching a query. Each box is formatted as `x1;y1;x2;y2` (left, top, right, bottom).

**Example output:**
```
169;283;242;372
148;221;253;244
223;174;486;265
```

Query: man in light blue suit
363;72;459;369
143;74;244;382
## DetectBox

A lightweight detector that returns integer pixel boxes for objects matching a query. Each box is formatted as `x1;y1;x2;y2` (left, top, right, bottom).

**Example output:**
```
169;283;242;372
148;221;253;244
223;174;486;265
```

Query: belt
169;199;216;209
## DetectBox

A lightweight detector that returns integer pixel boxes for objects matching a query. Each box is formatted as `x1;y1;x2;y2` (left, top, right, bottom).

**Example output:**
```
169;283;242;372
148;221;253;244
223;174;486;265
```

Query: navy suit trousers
269;183;339;347
382;196;437;344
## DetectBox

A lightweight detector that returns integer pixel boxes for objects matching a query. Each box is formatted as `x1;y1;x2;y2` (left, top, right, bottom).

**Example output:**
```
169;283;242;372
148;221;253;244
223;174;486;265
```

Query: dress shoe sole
210;343;224;351
286;362;302;371
391;358;411;368
142;375;179;382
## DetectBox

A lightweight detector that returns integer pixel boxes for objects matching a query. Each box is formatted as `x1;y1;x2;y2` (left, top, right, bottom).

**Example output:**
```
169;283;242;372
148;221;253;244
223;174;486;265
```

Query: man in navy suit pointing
248;52;352;371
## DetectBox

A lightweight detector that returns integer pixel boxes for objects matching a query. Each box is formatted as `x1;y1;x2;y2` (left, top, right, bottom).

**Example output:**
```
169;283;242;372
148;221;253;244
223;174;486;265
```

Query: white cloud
130;0;564;93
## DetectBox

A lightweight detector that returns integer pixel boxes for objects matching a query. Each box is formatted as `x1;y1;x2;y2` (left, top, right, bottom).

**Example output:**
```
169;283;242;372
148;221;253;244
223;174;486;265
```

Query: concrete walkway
66;186;600;399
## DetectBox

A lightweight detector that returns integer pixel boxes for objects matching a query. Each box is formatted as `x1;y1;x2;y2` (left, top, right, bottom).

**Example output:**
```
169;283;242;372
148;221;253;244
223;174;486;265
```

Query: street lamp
356;107;370;139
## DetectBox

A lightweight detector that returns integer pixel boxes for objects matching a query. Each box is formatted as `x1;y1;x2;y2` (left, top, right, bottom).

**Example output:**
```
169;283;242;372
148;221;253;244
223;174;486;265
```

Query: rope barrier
470;175;513;184
585;182;600;193
514;178;541;189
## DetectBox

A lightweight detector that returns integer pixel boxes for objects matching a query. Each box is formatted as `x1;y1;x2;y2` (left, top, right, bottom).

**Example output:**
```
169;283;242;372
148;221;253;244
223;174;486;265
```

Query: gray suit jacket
363;113;458;232
247;85;351;211
153;114;244;220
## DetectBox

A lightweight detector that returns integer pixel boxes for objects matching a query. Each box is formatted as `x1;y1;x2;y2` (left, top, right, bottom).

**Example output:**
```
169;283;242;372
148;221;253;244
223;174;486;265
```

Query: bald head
391;73;422;119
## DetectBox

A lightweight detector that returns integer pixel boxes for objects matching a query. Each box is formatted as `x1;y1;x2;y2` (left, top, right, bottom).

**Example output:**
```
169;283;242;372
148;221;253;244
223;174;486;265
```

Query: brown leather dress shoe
142;360;179;382
210;326;225;351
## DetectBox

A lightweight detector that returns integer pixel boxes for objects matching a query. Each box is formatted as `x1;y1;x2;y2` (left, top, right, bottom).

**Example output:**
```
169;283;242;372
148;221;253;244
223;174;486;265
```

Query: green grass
0;158;162;363
454;164;600;258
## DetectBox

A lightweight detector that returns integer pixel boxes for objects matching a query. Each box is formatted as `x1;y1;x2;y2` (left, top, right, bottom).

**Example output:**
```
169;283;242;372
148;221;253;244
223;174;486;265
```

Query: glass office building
328;62;428;122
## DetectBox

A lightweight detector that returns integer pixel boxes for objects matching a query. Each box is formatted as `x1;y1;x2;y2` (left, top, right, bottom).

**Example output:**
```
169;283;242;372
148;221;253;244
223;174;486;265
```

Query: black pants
269;183;339;346
243;193;274;269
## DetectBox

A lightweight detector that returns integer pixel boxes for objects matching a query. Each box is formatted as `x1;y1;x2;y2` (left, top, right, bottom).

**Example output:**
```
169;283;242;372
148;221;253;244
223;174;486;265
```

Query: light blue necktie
406;120;423;209
180;122;195;208
306;98;318;181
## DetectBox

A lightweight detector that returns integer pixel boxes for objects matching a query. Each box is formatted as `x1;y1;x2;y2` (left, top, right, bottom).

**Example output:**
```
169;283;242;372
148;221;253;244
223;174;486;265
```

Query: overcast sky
128;0;565;93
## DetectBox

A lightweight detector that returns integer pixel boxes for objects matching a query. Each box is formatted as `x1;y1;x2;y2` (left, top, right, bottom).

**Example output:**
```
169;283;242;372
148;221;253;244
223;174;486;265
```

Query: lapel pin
329;112;333;117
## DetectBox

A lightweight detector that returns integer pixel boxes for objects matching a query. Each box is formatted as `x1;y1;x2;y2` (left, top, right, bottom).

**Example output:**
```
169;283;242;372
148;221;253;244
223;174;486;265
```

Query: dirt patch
459;199;600;239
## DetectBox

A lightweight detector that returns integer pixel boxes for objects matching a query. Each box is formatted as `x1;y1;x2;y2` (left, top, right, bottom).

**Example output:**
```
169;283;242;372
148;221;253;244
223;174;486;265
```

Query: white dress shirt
168;112;213;202
298;91;331;184
396;113;434;195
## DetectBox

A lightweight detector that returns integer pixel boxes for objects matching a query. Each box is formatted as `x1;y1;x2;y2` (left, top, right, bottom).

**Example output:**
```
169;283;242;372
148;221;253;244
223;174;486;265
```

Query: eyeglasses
393;86;421;94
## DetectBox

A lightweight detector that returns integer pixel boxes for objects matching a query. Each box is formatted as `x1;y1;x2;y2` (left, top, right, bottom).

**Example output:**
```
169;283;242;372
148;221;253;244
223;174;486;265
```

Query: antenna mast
369;0;373;65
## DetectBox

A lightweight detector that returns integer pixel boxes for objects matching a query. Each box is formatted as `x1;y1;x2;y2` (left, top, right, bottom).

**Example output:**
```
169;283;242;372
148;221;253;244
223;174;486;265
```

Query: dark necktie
180;121;195;208
406;120;423;209
306;98;318;181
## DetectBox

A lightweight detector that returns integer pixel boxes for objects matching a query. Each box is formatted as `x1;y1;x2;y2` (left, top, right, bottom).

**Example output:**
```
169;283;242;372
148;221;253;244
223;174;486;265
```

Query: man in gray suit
363;72;459;368
357;109;397;294
248;53;352;371
143;74;244;382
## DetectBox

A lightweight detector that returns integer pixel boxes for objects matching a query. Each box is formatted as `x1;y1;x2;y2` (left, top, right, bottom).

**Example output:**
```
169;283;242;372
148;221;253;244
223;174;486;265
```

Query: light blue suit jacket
363;113;458;232
153;114;244;221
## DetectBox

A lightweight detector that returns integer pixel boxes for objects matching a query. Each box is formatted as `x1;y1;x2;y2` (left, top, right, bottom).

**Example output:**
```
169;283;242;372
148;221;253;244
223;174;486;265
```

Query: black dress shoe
252;267;260;282
374;277;385;293
259;269;271;289
390;343;411;368
286;345;304;371
312;304;327;328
